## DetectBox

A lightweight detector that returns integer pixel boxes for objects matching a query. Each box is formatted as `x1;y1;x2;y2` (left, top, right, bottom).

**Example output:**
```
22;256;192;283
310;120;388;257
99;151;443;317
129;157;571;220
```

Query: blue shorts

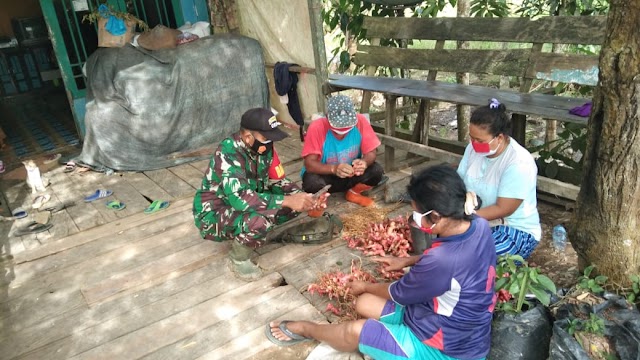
358;301;465;360
492;225;538;259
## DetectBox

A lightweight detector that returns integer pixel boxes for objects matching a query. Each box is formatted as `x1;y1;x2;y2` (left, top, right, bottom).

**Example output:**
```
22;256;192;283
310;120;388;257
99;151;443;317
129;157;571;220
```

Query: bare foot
269;320;308;342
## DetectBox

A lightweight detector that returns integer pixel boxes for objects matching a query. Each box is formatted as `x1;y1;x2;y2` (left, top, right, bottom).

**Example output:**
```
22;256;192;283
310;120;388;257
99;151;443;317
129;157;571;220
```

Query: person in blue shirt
301;95;384;211
265;165;497;360
457;98;541;259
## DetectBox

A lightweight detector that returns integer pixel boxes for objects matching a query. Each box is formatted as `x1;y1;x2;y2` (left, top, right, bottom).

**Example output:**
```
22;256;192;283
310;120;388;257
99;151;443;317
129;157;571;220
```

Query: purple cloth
569;102;592;117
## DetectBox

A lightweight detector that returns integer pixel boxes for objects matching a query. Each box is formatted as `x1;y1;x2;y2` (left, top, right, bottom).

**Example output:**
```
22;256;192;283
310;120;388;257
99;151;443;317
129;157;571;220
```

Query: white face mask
331;126;354;135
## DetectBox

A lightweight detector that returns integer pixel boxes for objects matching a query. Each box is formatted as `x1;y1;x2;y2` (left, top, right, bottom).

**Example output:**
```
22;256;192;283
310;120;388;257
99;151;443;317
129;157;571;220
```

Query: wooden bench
324;15;606;200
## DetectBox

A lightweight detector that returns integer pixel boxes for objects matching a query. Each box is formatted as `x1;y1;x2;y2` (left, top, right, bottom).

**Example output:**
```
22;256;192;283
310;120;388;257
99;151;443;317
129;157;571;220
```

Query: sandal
144;200;170;214
106;200;126;211
32;194;51;209
11;207;27;219
64;161;76;173
13;222;53;237
264;321;312;346
84;189;113;202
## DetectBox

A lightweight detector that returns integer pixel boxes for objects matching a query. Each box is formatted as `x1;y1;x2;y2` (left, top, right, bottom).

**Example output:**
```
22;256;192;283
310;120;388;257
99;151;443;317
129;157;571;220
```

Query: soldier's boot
228;240;263;281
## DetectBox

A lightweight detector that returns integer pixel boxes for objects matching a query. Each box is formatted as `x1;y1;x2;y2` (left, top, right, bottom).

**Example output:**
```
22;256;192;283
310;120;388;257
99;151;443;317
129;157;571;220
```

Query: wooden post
385;95;398;171
360;38;380;113
456;0;470;142
307;0;328;113
511;113;527;146
511;42;544;147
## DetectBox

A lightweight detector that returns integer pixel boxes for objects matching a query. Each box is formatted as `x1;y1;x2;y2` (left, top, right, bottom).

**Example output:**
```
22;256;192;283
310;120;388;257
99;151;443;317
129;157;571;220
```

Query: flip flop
84;189;113;202
32;194;51;209
106;200;126;211
41;201;76;213
64;161;76;173
264;321;313;346
13;222;53;237
11;207;27;219
144;200;169;214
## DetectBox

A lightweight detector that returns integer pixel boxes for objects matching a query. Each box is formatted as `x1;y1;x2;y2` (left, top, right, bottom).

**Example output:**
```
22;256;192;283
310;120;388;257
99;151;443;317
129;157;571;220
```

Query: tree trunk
572;1;640;284
456;0;470;142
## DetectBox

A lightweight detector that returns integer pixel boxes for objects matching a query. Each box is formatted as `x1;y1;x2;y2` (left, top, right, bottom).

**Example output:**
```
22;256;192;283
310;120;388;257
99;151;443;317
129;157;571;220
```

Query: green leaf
595;275;608;284
633;282;639;294
529;270;539;282
495;277;509;290
584;265;595;277
529;285;551;306
630;274;640;283
536;275;557;294
628;293;636;303
509;281;520;295
592;285;605;293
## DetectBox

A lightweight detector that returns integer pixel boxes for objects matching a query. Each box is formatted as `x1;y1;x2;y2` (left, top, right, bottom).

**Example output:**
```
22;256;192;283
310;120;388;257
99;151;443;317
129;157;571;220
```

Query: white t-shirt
457;138;541;240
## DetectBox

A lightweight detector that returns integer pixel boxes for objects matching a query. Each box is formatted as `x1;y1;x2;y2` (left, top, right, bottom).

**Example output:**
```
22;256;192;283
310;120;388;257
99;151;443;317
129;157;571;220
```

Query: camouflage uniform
193;133;301;248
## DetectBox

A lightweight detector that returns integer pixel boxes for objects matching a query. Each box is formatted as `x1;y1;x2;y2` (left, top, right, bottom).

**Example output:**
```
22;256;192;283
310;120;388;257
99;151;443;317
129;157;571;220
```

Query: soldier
193;108;325;280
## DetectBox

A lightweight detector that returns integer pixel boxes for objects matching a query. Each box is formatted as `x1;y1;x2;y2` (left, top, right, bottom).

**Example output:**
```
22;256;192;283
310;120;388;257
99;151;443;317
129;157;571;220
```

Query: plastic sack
177;21;211;38
489;304;553;360
550;294;640;360
177;32;199;45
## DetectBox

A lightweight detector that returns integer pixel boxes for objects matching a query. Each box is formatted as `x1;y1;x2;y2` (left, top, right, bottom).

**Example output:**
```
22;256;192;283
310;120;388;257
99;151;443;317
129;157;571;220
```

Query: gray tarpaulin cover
77;34;269;171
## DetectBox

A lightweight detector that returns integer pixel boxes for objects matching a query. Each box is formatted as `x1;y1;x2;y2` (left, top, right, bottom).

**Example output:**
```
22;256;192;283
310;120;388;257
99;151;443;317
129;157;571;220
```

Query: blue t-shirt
389;217;497;360
457;139;541;240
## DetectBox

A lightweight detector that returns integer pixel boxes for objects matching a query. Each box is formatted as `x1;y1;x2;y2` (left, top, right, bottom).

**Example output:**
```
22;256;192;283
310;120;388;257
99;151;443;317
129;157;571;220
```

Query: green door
40;0;208;139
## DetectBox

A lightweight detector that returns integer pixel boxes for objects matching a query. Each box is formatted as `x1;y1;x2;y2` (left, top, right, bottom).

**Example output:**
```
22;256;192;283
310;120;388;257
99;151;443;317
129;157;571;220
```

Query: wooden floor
0;132;422;359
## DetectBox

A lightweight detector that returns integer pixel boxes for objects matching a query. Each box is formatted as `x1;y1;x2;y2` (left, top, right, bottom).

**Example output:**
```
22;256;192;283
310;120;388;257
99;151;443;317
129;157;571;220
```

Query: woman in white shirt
457;98;541;259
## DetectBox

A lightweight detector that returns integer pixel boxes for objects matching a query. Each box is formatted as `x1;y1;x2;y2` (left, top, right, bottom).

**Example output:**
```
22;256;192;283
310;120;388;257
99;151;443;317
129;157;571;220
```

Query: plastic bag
177;32;199;45
489;304;553;360
550;294;640;360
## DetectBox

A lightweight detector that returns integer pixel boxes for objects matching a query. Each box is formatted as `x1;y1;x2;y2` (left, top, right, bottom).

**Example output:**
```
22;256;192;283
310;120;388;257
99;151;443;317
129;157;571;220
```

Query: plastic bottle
552;224;567;252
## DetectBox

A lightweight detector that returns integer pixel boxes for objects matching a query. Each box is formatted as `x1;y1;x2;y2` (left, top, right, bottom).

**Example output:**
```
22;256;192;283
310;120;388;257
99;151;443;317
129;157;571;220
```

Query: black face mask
250;138;273;155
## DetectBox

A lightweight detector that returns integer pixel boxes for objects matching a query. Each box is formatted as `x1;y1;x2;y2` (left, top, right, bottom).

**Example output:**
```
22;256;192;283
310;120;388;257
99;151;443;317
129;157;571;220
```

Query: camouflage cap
327;95;357;128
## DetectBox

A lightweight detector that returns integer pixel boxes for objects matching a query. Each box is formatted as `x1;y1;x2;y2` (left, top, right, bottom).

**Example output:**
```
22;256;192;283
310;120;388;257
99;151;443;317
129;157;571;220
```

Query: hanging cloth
274;62;305;141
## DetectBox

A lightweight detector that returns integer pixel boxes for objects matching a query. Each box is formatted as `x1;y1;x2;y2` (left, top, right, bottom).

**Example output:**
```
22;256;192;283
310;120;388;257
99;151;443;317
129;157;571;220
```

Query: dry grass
341;203;405;238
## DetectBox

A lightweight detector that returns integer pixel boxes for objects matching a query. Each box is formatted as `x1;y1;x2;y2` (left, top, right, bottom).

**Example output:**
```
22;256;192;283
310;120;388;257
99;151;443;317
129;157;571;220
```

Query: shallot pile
345;215;413;258
307;260;377;321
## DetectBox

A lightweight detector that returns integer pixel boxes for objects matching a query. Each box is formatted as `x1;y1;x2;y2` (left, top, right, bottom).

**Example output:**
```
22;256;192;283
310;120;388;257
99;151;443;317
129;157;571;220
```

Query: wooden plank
210;303;327;360
98;173;155;218
145;288;324;360
2;260;240;359
363;15;606;44
190;159;211;173
81;241;224;306
13;197;192;264
34;169;101;232
70;273;285;360
168;163;205;190
66;170;121;224
529;52;599;86
143;168;195;199
2;223;203;333
124;171;174;203
354;46;530;77
378;133;580;200
327;75;590;124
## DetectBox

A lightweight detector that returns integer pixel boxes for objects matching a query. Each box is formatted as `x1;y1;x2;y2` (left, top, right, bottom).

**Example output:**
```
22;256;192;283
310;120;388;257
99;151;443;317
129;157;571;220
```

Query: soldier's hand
283;193;315;212
335;163;355;178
